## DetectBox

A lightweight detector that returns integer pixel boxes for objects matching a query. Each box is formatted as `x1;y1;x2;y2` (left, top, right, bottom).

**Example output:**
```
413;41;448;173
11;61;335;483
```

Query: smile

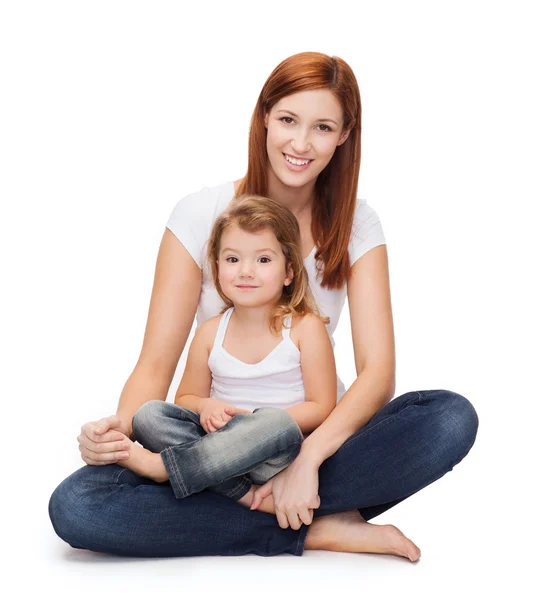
283;153;313;170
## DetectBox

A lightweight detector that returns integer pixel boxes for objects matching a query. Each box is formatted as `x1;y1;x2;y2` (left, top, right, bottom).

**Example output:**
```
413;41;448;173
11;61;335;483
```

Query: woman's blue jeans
132;401;303;500
48;389;478;557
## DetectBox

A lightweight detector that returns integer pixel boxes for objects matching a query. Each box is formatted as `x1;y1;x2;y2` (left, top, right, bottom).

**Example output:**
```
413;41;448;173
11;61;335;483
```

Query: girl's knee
132;399;167;442
252;407;303;445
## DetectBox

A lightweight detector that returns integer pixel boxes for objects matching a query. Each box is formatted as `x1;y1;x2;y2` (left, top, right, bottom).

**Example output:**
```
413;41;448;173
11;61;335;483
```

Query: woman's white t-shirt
166;181;386;401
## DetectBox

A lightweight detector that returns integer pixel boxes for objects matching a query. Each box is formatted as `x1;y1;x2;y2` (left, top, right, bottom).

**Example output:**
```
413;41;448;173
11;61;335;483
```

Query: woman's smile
283;153;314;171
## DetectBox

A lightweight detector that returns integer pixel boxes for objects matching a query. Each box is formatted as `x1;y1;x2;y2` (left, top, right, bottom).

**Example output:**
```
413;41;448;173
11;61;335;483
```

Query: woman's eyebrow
221;247;278;255
276;109;338;126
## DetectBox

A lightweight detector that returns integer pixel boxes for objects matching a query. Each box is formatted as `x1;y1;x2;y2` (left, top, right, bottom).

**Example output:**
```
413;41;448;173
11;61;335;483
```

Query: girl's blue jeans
132;401;303;500
49;389;478;557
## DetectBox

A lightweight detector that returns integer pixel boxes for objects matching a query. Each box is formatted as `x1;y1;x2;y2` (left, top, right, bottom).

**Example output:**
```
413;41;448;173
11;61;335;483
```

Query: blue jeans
49;389;478;557
131;401;303;500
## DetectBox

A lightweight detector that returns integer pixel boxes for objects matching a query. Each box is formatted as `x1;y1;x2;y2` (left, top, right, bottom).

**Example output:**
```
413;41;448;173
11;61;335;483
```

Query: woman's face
265;89;350;190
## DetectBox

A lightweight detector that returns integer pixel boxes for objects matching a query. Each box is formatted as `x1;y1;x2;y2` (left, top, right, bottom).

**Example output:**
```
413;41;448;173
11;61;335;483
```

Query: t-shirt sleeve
165;187;217;269
349;199;386;267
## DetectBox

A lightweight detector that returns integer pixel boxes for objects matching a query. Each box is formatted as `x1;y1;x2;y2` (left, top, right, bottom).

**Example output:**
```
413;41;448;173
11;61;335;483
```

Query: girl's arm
285;314;337;435
115;229;202;437
173;318;214;414
300;245;395;466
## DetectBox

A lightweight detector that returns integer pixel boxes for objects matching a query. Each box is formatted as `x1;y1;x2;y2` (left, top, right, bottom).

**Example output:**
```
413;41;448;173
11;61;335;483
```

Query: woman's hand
250;454;321;530
200;398;251;433
77;415;130;466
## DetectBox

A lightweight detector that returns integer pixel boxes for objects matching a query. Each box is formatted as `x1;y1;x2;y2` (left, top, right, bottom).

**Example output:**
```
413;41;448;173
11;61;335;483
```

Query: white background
1;1;541;598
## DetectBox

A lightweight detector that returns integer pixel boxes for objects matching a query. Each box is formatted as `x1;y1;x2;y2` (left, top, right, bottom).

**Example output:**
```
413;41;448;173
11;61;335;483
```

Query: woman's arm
115;229;202;437
300;245;395;466
285;314;337;435
78;229;202;463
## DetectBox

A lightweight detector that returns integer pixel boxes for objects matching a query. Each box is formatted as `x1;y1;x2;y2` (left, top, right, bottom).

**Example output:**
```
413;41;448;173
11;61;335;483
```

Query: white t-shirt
166;181;386;401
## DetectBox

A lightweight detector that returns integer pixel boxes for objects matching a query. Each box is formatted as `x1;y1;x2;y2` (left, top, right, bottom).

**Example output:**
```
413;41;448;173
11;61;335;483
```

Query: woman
49;52;478;560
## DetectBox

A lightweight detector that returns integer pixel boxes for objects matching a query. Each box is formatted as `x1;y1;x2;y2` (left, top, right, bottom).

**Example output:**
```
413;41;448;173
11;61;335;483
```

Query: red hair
237;51;362;289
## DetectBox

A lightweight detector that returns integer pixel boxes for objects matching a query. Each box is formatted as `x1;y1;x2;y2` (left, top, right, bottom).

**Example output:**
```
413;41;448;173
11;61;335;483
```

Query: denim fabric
49;389;479;558
132;401;304;500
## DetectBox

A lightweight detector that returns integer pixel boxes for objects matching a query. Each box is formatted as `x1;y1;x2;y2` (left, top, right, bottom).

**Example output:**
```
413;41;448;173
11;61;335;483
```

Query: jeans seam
162;447;188;498
223;478;252;500
114;467;128;484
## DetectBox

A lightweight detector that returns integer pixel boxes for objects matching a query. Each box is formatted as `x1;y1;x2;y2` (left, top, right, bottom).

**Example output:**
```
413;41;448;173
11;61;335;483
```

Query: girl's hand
77;415;130;465
199;399;251;433
250;454;321;530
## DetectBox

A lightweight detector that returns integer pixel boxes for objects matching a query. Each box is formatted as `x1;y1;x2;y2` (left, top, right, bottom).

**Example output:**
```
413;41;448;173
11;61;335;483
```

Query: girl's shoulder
196;313;223;352
289;313;326;350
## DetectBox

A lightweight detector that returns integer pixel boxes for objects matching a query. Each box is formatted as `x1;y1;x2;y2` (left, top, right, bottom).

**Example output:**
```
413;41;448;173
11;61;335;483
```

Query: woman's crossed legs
48;389;478;559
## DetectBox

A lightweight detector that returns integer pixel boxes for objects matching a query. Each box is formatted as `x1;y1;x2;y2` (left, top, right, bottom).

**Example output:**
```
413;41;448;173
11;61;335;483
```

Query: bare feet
305;510;421;562
237;484;276;514
117;437;169;483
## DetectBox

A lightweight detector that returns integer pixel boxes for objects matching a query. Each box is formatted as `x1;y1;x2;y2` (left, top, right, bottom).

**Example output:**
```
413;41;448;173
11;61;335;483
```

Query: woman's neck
266;167;316;218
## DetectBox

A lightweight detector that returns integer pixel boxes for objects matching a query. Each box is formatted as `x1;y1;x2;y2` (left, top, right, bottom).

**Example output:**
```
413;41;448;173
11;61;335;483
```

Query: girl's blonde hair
207;195;330;334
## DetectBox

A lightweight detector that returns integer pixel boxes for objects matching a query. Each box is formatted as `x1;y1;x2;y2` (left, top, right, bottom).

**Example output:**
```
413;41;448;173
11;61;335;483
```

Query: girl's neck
230;304;279;336
266;166;316;218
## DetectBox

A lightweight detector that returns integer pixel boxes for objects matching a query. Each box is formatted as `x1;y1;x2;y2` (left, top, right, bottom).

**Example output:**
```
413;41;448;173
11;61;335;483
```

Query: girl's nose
240;261;255;277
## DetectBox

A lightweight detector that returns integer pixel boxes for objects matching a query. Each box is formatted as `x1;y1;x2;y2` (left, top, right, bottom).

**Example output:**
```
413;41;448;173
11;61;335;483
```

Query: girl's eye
226;257;238;263
259;257;271;263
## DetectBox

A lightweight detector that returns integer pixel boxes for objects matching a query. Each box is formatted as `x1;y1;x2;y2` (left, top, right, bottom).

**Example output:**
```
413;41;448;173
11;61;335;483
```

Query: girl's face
265;88;351;190
217;225;293;309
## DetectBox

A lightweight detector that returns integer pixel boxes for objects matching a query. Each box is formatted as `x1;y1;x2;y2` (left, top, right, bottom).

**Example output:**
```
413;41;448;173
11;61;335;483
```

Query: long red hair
237;51;362;289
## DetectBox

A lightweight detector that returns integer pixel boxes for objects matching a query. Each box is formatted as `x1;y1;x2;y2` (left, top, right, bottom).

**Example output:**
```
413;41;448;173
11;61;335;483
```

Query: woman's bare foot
305;510;421;562
237;484;276;514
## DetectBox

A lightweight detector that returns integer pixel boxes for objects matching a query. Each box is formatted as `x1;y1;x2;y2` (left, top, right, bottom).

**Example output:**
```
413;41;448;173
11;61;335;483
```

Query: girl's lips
283;153;313;172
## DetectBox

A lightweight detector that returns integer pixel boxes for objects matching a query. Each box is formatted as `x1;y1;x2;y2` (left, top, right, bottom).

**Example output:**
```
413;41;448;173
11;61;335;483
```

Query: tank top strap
281;315;293;340
214;307;234;349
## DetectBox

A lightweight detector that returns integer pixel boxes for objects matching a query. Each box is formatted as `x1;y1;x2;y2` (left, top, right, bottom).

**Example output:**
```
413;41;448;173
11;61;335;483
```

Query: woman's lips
283;153;313;171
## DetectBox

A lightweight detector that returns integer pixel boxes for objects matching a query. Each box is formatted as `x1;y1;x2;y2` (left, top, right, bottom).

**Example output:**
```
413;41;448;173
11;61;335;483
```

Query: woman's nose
291;129;311;154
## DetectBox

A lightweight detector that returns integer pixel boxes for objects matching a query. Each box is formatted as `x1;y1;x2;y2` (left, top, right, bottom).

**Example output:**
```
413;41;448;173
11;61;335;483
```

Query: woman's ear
264;113;269;129
337;127;351;147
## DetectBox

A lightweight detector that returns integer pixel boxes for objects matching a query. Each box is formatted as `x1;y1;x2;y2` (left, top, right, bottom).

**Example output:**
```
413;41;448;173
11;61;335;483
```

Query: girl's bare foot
305;510;421;562
117;437;169;483
237;484;275;514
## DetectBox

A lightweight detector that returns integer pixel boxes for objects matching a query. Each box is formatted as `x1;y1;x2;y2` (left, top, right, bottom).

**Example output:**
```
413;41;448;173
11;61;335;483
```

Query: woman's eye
316;124;332;132
280;117;295;124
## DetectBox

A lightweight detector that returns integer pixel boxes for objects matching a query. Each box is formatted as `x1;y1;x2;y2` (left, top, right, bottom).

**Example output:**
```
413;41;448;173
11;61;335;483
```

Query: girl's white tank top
208;307;305;413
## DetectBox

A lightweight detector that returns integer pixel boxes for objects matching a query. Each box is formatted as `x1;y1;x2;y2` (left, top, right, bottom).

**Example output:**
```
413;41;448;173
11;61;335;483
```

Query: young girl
115;195;338;515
